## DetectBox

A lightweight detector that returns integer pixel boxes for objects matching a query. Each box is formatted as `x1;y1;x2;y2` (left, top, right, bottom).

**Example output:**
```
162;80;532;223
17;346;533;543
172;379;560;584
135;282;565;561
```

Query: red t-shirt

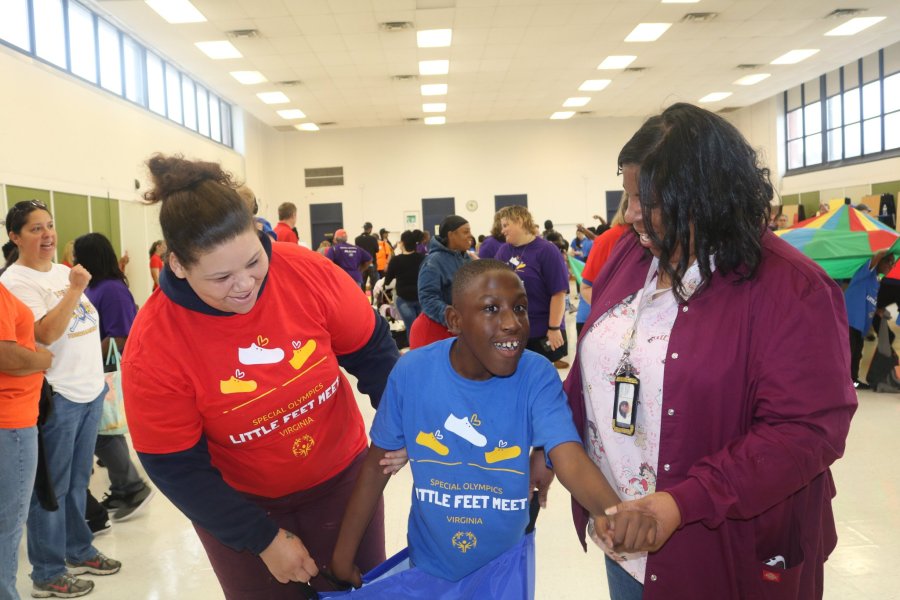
273;222;299;245
123;243;375;498
0;285;43;428
150;254;164;291
581;224;630;286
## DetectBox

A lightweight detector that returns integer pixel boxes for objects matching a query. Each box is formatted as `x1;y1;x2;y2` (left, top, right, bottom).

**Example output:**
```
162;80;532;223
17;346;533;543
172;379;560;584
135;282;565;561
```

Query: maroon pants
194;452;385;599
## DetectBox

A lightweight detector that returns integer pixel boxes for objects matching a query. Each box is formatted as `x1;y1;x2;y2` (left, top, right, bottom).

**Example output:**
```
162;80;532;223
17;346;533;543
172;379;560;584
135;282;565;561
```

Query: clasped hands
591;491;681;555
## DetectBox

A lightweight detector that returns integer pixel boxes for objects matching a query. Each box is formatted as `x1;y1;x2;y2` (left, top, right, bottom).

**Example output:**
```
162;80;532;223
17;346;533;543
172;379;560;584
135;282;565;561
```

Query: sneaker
87;518;111;536
853;380;871;390
101;485;156;522
31;573;93;598
66;553;121;576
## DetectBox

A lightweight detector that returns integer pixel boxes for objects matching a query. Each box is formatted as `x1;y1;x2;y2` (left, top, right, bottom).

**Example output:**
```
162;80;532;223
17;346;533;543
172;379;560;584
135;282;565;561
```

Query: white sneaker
238;343;285;365
444;414;487;447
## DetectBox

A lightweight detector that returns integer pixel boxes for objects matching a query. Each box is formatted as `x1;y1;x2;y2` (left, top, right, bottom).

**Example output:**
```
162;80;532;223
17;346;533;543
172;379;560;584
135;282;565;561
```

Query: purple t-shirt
325;243;372;284
478;235;502;259
84;278;138;339
495;237;569;338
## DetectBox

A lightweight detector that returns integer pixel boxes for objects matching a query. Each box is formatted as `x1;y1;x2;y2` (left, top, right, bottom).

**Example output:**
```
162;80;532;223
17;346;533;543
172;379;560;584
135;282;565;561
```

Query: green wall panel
800;190;821;216
5;186;51;212
872;180;900;196
53;192;89;264
90;197;122;255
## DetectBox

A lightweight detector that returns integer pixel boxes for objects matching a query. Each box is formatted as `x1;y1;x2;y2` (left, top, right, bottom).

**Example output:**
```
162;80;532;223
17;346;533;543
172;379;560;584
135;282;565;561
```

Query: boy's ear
445;305;462;335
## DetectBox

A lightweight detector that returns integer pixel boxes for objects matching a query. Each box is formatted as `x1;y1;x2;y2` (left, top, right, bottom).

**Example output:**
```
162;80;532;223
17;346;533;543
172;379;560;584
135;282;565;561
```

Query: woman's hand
606;492;681;553
259;528;318;584
546;328;564;351
68;264;91;293
379;448;409;475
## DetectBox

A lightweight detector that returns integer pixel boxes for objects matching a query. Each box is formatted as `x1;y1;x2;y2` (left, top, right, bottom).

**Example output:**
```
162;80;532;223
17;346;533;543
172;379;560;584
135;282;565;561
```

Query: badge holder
612;357;639;436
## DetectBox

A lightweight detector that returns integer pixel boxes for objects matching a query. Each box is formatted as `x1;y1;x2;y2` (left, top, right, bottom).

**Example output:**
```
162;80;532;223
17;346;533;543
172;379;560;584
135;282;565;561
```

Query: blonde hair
612;192;629;227
496;205;536;234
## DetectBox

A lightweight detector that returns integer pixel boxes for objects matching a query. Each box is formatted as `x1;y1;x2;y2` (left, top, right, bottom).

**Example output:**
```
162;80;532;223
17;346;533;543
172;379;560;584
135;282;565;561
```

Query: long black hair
618;102;773;299
73;232;128;288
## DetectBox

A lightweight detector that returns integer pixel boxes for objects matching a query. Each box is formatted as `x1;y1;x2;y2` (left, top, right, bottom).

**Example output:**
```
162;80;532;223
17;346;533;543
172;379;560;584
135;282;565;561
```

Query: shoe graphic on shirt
416;431;449;456
220;377;258;394
444;414;487;447
484;442;521;464
289;340;317;370
238;343;284;365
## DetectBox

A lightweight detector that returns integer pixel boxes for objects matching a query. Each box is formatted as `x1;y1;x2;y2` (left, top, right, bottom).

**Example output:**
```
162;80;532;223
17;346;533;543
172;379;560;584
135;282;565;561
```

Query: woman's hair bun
143;154;237;203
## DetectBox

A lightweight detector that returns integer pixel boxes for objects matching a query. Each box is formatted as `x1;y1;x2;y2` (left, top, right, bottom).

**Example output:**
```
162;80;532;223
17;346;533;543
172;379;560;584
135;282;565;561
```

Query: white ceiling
88;0;900;131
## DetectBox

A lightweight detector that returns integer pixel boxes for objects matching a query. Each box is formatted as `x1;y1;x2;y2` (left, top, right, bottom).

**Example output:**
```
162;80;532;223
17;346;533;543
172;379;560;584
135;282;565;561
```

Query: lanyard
615;258;667;376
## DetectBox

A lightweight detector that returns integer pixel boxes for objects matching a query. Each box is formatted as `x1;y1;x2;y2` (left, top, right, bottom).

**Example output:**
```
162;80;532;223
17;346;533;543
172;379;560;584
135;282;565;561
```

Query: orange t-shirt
0;285;43;428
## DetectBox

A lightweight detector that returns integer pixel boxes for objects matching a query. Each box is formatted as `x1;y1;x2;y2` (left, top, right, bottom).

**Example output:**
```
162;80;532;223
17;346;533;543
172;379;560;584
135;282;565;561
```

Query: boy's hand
379;447;409;475
528;449;555;508
605;491;681;552
605;507;657;553
328;558;362;589
259;529;318;585
546;329;564;351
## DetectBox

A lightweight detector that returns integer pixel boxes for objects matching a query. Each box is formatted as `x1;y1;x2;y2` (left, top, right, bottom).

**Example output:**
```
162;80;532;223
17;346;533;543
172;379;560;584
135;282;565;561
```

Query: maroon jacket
565;231;856;599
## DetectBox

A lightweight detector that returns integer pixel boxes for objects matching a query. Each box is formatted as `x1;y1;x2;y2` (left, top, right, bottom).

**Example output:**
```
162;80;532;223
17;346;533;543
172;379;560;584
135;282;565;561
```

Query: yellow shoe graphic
289;340;318;370
416;431;449;456
484;445;521;464
220;377;258;394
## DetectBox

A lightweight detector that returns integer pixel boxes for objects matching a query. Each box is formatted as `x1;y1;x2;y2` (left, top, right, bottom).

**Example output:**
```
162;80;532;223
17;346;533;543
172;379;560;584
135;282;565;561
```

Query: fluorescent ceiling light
277;109;306;120
424;116;446;125
195;41;242;60
145;0;206;24
698;92;732;103
579;79;611;92
771;49;819;65
230;71;267;85
825;16;885;36
597;55;636;70
734;73;770;86
417;29;452;48
550;111;575;120
625;23;671;42
423;103;446;113
563;97;591;108
257;91;289;104
421;83;448;96
295;123;319;131
419;60;450;75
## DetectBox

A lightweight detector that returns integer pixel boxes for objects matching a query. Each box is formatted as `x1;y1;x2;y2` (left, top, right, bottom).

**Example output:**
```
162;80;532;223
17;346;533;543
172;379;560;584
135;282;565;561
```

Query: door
606;190;624;224
309;202;343;249
422;197;455;237
494;194;527;212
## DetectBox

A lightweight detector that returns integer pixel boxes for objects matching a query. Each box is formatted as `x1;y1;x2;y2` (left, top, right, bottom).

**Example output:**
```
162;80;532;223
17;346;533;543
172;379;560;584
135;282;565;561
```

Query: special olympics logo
291;435;315;457
452;531;477;553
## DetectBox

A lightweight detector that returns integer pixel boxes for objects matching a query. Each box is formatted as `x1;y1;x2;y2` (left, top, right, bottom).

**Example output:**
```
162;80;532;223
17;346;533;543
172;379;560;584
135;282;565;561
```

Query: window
165;63;182;124
123;35;144;104
34;0;67;68
182;76;197;130
209;94;221;142
68;1;97;83
0;0;30;51
196;85;210;136
97;19;121;94
146;52;165;115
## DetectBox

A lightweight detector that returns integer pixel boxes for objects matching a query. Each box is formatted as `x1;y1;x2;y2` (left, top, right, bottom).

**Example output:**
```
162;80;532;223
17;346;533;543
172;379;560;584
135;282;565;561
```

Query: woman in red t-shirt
148;240;165;291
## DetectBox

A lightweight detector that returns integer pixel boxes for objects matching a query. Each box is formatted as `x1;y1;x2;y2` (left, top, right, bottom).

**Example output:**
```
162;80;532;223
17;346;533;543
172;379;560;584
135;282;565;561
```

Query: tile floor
13;323;900;599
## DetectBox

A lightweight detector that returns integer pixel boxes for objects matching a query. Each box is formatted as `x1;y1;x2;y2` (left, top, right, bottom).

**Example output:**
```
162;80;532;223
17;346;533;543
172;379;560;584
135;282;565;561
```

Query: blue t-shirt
370;339;580;581
844;263;879;333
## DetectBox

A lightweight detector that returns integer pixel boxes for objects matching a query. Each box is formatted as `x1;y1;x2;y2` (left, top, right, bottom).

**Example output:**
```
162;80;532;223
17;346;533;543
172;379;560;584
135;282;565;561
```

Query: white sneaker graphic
444;414;487;447
238;343;285;365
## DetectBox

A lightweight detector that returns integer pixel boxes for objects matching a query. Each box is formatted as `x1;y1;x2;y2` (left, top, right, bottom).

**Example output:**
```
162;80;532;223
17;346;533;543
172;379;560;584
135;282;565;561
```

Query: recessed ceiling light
550;111;575;120
421;83;448;96
277;109;306;119
145;0;206;24
825;16;885;36
771;49;819;65
423;103;447;113
734;73;771;86
625;23;671;42
417;29;452;48
698;92;732;103
195;41;242;60
229;71;267;85
295;123;319;131
579;79;611;92
257;91;289;104
597;55;637;70
419;60;450;75
563;97;591;108
424;116;446;125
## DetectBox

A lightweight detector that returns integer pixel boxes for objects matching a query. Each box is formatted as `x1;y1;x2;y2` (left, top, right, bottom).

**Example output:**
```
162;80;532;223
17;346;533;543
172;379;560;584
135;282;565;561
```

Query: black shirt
355;233;379;258
384;252;425;301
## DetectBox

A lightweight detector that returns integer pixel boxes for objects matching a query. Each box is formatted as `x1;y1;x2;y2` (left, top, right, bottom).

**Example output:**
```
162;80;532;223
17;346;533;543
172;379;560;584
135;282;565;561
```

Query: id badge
612;373;639;435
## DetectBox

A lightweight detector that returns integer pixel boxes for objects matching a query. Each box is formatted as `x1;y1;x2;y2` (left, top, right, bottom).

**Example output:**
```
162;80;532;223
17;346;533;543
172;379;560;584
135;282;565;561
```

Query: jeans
394;297;421;335
605;555;644;600
94;434;143;498
27;387;105;583
0;427;37;600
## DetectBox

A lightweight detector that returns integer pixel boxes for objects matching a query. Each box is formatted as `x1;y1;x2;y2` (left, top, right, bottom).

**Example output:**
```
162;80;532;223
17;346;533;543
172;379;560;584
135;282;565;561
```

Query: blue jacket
417;236;471;326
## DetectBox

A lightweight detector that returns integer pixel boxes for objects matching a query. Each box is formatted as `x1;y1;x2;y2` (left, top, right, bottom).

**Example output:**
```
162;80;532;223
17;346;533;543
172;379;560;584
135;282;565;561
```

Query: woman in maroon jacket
556;103;855;600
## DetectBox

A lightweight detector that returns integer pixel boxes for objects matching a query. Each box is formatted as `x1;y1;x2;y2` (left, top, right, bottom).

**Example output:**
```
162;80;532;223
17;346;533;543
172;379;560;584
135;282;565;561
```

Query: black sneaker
853;380;871;390
101;485;156;522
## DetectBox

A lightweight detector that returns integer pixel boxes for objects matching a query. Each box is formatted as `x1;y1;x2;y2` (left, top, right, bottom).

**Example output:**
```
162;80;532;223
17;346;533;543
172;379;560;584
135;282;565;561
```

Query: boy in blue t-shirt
330;259;656;588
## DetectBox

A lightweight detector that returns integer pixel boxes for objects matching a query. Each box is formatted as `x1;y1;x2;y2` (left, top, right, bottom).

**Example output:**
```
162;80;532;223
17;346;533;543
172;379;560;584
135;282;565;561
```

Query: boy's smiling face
446;269;529;381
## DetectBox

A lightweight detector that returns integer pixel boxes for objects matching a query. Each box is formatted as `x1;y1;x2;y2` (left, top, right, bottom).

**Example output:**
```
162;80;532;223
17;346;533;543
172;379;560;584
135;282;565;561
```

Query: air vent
380;21;414;31
305;167;344;188
392;74;418;81
680;12;719;22
318;122;337;127
226;29;260;39
825;8;867;18
576;111;594;116
737;64;763;70
624;67;647;73
277;80;302;87
717;107;741;113
405;117;421;122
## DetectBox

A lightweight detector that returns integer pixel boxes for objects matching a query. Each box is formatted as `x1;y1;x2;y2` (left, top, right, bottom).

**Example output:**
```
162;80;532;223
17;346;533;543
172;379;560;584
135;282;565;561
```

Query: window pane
68;2;97;83
221;102;232;147
886;112;900;150
787;108;803;140
788;139;804;169
196;86;210;136
97;19;121;94
146;52;165;115
844;122;861;158
805;133;822;166
844;87;860;124
885;73;900;113
181;77;196;130
863;117;882;154
165;64;182;124
804;101;821;135
209;95;221;142
826;95;842;129
0;0;30;50
827;128;843;161
862;80;881;120
33;0;66;68
123;36;144;104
